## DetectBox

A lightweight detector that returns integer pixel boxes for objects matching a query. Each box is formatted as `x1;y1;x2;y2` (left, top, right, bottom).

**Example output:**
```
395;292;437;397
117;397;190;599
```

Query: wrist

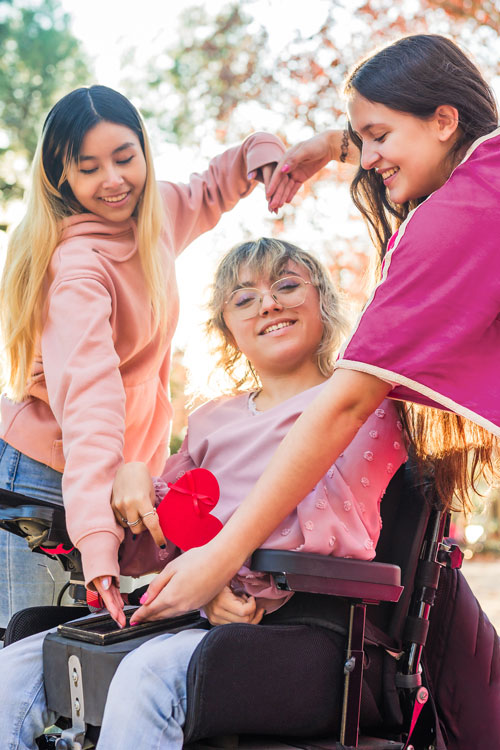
327;130;343;162
208;525;251;577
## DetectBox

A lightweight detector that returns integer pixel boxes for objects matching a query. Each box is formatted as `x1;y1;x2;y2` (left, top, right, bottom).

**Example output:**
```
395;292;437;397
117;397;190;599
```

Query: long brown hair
344;35;499;511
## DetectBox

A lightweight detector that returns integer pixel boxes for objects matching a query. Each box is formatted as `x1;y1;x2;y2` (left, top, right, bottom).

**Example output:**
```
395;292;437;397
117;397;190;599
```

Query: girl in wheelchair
0;238;407;749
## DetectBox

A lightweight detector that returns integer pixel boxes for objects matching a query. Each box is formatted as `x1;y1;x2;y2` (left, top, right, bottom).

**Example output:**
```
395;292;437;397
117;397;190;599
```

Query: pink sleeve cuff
78;530;122;587
245;134;285;178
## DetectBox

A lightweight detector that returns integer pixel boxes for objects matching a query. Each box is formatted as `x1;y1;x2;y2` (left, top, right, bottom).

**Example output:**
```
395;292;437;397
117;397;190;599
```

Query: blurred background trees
0;0;90;209
3;0;499;235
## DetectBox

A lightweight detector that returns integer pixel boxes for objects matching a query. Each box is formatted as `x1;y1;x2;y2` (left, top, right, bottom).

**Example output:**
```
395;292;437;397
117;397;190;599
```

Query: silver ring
126;518;142;527
140;510;158;520
120;516;127;524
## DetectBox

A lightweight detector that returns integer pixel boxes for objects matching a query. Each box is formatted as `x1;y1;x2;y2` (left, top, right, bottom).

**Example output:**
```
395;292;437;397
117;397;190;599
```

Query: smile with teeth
378;167;399;180
100;192;129;204
261;321;295;335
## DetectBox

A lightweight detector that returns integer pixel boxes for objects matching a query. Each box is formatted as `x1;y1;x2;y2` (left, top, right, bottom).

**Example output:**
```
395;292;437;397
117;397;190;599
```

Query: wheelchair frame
0;465;463;750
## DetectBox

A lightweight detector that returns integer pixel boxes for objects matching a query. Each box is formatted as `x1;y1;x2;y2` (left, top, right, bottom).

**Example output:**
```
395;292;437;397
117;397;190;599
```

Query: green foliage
0;0;91;203
169;433;184;456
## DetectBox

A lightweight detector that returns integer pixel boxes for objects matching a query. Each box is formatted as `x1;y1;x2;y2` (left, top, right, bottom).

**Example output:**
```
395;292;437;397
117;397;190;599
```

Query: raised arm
266;129;359;211
132;369;391;622
161;132;286;255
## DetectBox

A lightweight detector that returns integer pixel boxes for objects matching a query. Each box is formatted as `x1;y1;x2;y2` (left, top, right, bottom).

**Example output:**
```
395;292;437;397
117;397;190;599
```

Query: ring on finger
140;510;158;520
120;516;127;524
127;518;142;527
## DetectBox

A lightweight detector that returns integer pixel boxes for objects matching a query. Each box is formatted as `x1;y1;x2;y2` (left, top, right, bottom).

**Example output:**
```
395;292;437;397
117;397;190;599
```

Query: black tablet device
57;608;203;645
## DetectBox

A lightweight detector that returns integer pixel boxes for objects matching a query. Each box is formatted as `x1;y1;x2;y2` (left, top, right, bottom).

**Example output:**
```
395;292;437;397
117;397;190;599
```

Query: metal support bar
55;654;86;750
340;602;366;748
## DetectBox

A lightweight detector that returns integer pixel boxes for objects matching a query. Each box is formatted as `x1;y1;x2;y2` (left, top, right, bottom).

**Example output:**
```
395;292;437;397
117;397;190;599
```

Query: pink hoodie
0;133;285;586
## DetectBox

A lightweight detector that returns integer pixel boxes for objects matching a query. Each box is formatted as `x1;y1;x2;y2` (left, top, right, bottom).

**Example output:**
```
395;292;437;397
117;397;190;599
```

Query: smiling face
222;260;325;377
65;120;147;221
348;92;458;204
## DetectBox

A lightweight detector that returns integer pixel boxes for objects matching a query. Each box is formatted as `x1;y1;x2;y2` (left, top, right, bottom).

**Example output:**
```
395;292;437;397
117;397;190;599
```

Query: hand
93;575;126;628
111;462;166;548
204;585;264;625
248;163;295;215
129;541;238;623
266;131;341;211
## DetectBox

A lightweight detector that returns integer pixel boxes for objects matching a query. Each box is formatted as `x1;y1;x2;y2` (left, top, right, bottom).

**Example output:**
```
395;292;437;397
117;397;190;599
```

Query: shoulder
49;239;106;287
189;392;249;424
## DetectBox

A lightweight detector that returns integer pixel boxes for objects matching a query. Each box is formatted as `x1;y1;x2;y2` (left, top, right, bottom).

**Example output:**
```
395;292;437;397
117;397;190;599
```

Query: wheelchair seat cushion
183;622;385;744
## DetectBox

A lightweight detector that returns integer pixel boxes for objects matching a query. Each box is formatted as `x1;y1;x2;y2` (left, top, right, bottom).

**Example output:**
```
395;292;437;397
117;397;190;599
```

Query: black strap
403;615;430;647
395;672;422;689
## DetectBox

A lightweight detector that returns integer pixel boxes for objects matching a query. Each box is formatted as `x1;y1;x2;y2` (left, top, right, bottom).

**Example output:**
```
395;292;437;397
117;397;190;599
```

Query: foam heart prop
156;468;223;550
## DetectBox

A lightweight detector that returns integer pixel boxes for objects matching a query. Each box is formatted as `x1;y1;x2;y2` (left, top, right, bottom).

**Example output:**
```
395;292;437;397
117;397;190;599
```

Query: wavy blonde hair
1;85;165;401
205;238;350;393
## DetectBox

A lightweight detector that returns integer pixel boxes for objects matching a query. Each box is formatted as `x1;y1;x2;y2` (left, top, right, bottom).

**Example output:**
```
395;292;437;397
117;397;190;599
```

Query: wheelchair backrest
371;462;435;640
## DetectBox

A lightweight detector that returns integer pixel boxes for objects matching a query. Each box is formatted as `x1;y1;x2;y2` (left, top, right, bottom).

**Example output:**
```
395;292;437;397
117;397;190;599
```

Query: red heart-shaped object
156;468;223;550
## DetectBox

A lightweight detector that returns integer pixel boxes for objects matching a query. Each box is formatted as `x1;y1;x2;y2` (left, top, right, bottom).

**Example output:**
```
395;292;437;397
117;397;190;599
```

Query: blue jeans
0;623;208;749
0;439;68;628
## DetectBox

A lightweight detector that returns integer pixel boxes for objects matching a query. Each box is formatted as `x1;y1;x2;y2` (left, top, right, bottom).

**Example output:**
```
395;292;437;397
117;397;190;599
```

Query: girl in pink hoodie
0;85;286;628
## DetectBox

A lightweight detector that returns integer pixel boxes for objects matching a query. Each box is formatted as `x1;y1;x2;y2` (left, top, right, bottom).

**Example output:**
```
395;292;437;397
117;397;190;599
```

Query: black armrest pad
252;549;401;586
251;549;402;603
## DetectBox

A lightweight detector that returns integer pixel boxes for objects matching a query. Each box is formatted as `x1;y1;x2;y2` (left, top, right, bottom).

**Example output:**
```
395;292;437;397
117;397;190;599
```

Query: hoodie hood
59;213;138;262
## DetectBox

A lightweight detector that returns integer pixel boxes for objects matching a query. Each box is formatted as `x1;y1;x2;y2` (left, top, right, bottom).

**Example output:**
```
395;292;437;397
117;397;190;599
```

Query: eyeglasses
224;276;313;320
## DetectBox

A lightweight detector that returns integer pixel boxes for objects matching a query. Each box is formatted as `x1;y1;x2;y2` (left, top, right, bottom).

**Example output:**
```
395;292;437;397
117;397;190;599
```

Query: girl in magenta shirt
141;34;499;622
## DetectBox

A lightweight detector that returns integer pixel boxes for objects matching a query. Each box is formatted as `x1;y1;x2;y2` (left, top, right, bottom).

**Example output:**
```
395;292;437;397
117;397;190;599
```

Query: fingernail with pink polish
129;620;139;626
281;164;290;173
139;592;148;605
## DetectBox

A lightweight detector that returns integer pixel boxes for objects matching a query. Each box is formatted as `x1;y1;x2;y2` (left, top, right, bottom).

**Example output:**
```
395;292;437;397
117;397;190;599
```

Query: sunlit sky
62;0;340;88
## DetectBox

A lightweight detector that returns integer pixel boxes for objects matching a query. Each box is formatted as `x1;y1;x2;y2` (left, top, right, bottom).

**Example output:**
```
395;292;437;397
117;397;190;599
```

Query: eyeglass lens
227;276;308;318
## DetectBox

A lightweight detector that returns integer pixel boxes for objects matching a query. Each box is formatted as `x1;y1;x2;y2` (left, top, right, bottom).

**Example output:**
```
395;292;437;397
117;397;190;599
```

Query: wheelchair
0;463;497;750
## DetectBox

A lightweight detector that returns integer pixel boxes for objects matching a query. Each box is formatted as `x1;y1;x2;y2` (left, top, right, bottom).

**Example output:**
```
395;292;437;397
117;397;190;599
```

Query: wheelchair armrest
251;549;403;603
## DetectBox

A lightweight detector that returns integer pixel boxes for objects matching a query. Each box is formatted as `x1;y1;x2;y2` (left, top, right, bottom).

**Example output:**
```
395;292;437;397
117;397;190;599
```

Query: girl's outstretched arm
130;369;391;622
266;130;360;211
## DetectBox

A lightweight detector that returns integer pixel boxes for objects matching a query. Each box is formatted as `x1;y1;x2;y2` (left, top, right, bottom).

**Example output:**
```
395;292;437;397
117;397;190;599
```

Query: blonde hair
205;238;350;393
1;85;166;401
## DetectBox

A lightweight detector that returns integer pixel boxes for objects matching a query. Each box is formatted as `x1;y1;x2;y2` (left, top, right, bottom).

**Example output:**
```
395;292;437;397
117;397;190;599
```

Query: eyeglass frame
224;275;314;319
